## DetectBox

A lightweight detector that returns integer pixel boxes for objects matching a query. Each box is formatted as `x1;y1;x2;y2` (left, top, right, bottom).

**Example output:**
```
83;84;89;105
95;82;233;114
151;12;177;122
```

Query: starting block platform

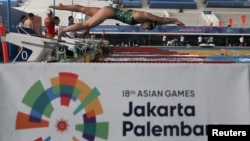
6;26;109;63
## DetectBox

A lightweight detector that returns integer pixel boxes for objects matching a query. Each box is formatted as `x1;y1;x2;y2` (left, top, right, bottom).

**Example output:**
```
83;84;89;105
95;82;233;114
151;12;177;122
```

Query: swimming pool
101;47;250;64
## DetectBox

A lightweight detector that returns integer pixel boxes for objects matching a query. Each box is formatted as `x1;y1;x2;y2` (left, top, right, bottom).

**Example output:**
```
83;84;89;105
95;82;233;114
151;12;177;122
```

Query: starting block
6;26;109;63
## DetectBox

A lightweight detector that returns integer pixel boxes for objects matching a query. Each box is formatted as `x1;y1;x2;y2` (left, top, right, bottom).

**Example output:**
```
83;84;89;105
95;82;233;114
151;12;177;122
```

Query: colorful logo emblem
16;72;109;141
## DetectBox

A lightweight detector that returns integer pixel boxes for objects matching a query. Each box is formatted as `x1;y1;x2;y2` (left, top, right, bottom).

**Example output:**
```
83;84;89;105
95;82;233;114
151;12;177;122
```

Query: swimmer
49;3;185;41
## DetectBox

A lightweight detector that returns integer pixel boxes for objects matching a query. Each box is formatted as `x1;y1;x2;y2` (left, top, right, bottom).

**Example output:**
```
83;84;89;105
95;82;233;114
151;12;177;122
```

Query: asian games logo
15;72;109;141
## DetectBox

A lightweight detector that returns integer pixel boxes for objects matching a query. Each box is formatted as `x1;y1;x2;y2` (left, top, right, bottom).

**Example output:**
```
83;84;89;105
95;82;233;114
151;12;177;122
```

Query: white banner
0;63;250;141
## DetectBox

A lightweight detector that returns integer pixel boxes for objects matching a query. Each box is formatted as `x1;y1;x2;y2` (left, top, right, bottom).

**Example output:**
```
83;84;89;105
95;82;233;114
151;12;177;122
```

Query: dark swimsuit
108;6;139;25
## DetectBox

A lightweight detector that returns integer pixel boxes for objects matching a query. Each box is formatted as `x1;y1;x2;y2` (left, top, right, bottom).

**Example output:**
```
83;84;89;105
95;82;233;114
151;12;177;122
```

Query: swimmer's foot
57;29;65;42
58;39;65;42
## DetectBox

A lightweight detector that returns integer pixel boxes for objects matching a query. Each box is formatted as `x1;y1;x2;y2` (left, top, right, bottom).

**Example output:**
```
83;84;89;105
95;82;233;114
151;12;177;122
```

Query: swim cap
148;22;156;30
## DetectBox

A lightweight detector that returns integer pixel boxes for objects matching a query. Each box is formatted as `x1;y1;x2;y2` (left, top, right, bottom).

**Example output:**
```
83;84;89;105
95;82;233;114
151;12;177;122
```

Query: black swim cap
148;22;156;30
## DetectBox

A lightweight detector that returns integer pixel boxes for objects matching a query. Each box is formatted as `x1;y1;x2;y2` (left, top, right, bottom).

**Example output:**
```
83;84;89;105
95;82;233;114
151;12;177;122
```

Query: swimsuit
108;7;139;25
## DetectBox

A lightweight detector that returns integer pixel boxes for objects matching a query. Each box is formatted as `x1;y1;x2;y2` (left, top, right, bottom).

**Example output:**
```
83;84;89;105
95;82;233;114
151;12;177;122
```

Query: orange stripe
16;112;49;129
72;136;79;141
86;99;103;118
75;80;92;101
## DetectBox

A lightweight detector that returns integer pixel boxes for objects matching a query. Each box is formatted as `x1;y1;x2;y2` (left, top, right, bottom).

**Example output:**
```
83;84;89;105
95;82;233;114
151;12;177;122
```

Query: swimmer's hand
49;3;63;10
174;19;185;26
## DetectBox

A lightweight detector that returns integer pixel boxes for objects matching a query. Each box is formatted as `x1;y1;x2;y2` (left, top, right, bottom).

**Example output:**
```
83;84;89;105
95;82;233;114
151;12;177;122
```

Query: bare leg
57;7;115;41
133;11;185;26
49;3;100;17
